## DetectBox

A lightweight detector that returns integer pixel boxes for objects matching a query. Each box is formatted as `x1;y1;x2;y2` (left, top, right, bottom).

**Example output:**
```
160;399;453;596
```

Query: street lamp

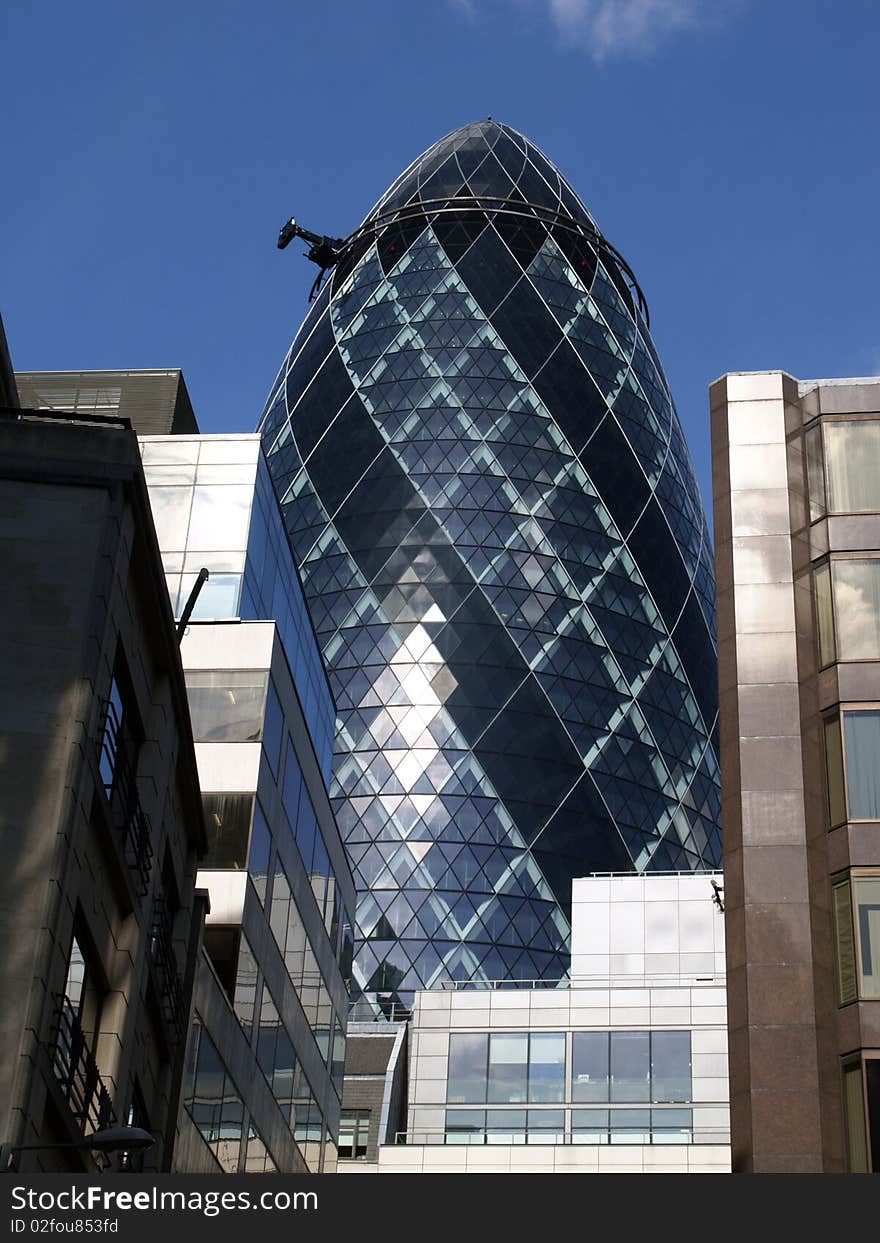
1;1125;156;1172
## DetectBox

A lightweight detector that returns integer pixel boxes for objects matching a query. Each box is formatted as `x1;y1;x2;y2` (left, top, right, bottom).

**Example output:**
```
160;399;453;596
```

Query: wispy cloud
452;0;736;62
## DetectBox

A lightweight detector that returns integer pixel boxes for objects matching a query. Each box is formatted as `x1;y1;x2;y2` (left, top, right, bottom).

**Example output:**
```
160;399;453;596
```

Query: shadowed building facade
259;120;721;1001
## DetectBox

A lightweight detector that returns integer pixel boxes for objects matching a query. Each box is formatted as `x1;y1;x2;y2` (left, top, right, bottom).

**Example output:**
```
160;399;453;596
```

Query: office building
712;371;880;1172
259;119;721;1001
0;402;205;1171
141;433;355;1172
338;872;730;1173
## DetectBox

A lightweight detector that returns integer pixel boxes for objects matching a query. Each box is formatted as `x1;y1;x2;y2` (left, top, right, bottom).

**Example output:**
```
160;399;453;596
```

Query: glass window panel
571;1108;609;1144
248;802;272;906
824;716;846;828
866;1060;880;1174
833;879;858;1005
651;1108;692;1143
814;563;835;666
232;935;258;1039
282;737;303;833
186;671;267;742
610;1032;650;1102
825;421;880;513
805;424;826;521
843;1060;868;1173
487;1108;526;1144
445;1110;486;1144
148;485;192;550
179;572;242;620
528;1032;566;1103
186;484;253;552
488;1033;528;1103
572;1032;609;1102
854;876;880;999
843;711;880;820
526;1109;564;1144
201;793;254;868
447;1033;488;1103
610;1108;651;1144
263;680;284;777
832;560;880;660
650;1032;691;1103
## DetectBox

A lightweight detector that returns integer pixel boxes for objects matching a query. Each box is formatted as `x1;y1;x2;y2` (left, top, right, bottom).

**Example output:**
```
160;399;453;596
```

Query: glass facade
141;436;335;781
444;1028;694;1145
258;120;721;999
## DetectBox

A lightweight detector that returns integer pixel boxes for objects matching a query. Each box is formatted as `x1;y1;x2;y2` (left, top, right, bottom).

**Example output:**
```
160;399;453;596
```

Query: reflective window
650;1032;691;1102
831;560;880;660
854;876;880;999
824;716;846;828
186;484;253;552
201;794;254;868
824;421;880;513
814;563;835;667
528;1032;566;1103
610;1108;651;1144
572;1108;609;1144
263;680;284;776
186;672;267;742
338;1111;369;1159
572;1032;608;1102
526;1108;564;1144
447;1033;489;1103
843;711;880;820
248;802;272;906
487;1033;528;1103
445;1109;485;1144
148;485;192;551
805;423;826;522
833;878;858;1005
184;1018;246;1173
256;983;297;1118
486;1109;526;1145
610;1032;650;1102
232;935;259;1040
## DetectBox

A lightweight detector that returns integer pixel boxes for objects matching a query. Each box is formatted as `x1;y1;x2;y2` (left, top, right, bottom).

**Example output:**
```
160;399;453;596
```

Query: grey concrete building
0;407;206;1171
712;371;880;1172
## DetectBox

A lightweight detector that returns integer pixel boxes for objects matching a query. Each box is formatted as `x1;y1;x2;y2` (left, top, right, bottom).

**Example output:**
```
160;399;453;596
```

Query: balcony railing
149;897;186;1040
98;697;153;896
51;996;115;1137
394;1125;731;1147
348;999;412;1024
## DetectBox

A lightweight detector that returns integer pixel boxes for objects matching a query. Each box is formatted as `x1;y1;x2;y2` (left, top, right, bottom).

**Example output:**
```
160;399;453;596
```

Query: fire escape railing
51;995;115;1136
98;697;153;896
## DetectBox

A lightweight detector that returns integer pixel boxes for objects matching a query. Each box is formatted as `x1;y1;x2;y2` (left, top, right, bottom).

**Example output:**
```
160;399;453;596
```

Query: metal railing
97;697;153;896
395;1126;731;1147
149;897;186;1040
348;1000;412;1024
51;996;115;1136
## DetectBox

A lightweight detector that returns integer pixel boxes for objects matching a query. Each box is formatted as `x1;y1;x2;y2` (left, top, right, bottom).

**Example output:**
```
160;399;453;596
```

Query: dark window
338;1111;370;1159
201;794;254;868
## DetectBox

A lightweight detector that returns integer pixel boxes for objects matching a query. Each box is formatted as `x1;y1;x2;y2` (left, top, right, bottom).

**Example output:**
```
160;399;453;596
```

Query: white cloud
452;0;730;61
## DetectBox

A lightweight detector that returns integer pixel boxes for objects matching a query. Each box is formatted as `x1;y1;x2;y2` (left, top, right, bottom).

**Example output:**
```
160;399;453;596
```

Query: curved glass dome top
259;121;721;1000
367;120;596;229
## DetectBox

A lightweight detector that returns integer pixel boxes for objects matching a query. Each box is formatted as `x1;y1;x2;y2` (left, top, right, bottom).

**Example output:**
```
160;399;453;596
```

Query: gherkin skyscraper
258;120;721;1001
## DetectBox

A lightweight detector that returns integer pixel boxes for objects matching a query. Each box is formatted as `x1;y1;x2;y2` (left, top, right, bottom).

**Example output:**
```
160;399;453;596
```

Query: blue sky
2;1;878;510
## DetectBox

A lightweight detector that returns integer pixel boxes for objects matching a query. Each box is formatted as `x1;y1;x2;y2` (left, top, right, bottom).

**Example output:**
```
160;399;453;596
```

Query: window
447;1033;489;1103
528;1032;566;1102
488;1033;528;1103
842;1055;880;1173
201;793;254;868
184;1019;246;1173
854;876;880;999
572;1032;609;1102
814;564;835;667
186;672;267;742
824;716;846;828
263;680;284;776
833;878;858;1005
338;1112;370;1160
833;873;880;1002
831;560;880;660
842;711;880;820
824;421;880;514
650;1031;691;1103
610;1032;650;1102
805;424;826;522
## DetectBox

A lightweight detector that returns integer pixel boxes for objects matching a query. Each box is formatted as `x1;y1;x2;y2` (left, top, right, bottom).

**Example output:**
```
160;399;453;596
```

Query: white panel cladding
571;872;725;983
199;869;248;926
361;1143;732;1174
194;741;260;794
180;619;275;671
